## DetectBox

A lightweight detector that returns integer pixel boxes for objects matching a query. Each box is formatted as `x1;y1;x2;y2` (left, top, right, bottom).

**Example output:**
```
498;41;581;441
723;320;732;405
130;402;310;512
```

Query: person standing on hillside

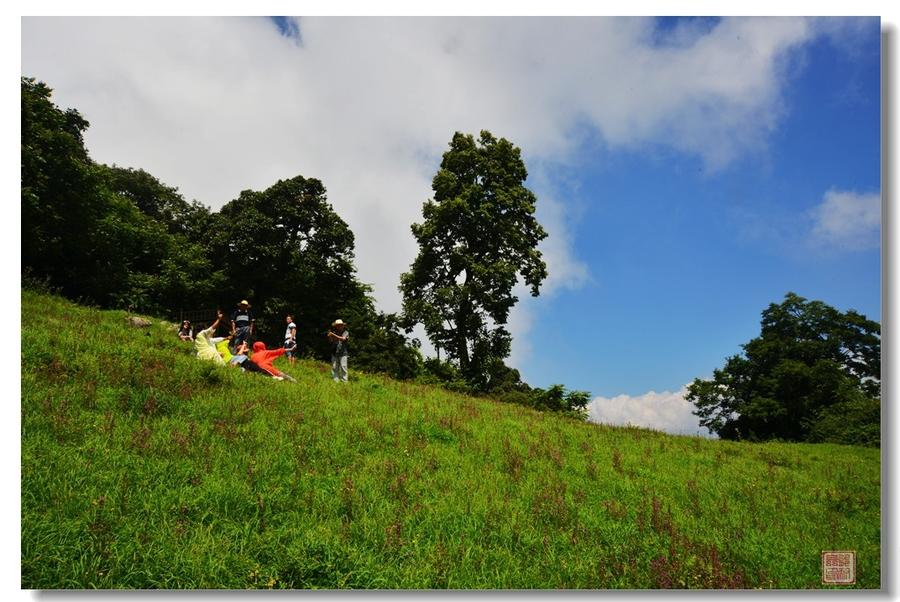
194;310;228;366
231;300;255;349
327;319;350;383
284;314;298;365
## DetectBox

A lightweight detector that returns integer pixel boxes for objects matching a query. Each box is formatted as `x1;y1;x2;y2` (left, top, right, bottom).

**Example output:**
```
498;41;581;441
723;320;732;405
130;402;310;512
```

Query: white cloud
21;16;830;365
809;188;881;251
506;180;592;369
587;386;714;437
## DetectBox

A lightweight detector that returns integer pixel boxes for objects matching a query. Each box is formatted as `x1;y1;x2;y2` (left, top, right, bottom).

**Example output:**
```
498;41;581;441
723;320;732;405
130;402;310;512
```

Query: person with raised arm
250;342;297;382
194;310;229;366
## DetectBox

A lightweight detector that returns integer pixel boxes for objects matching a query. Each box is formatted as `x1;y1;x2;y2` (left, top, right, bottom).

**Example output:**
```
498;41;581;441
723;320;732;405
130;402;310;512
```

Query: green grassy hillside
21;290;880;589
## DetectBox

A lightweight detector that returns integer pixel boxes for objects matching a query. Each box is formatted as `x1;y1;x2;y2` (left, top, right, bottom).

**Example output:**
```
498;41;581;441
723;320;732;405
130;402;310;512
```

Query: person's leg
332;355;340;382
340;355;349;382
234;326;250;347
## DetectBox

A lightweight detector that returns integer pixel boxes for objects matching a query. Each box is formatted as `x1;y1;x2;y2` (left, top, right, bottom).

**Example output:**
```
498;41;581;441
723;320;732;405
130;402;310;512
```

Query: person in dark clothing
230;300;255;348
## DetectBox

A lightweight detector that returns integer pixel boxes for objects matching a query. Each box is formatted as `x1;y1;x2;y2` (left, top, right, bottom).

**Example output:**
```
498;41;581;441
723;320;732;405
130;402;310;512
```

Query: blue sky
523;18;881;398
20;16;882;435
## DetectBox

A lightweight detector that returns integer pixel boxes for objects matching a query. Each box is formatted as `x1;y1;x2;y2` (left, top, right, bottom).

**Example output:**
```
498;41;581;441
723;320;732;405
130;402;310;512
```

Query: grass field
20;290;881;589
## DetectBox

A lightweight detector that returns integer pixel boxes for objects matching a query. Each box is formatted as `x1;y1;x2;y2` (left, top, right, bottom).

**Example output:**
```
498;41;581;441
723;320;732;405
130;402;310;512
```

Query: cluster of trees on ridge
688;292;880;446
22;76;881;444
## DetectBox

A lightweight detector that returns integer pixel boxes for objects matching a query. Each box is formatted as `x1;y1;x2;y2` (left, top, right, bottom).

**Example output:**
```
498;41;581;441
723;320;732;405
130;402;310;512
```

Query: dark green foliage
400;130;548;389
416;358;476;393
21;78;222;314
22;77;107;299
419;356;590;419
509;384;590;420
687;293;880;444
350;312;422;381
100;164;211;238
807;391;880;446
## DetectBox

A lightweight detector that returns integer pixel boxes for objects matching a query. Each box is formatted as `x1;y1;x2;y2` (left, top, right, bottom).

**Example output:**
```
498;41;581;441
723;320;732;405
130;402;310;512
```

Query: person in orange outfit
250;341;296;382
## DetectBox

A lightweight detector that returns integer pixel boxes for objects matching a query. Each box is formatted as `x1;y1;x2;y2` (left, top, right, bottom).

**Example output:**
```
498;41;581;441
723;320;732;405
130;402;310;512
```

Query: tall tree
400;130;548;389
22;77;103;296
21;77;219;313
687;292;880;444
209;176;360;348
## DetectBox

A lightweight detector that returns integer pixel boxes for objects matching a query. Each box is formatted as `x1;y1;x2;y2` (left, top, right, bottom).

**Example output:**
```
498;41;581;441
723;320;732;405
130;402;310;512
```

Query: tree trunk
456;305;470;375
456;271;472;377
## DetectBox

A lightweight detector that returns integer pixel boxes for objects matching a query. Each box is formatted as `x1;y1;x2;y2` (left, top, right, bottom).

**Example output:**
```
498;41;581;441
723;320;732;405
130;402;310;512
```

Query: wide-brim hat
239;300;251;307
332;319;345;326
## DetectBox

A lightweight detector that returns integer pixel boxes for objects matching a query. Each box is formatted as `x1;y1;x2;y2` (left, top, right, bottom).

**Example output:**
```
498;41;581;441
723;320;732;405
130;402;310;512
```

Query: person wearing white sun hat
327;319;349;382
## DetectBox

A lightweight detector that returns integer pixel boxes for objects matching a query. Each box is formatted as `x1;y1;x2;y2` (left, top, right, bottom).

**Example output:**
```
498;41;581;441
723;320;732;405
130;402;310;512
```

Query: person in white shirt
284;314;298;365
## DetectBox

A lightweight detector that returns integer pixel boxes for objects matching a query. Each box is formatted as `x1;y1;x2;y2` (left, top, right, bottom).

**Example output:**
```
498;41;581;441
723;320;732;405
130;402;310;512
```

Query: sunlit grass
21;290;880;588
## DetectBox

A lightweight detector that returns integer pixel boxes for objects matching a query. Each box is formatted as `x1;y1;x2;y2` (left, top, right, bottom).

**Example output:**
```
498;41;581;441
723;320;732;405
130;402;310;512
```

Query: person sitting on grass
178;320;194;342
230;341;268;375
194;311;228;366
229;340;250;366
224;340;264;375
250;341;297;382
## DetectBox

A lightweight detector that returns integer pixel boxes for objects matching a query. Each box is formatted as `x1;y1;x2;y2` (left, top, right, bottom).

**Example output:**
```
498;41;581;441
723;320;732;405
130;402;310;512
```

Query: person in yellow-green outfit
194;310;229;366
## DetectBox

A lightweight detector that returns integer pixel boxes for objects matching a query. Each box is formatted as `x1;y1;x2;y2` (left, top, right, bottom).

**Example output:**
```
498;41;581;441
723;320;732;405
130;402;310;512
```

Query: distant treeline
21;76;590;419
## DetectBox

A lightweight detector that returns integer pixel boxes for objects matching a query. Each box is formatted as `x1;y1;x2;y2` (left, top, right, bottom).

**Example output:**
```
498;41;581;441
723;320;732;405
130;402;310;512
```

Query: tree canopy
400;130;548;390
686;292;880;445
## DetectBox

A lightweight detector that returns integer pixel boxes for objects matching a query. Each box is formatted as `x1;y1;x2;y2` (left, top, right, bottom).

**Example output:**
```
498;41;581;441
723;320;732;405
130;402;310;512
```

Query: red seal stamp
821;551;856;585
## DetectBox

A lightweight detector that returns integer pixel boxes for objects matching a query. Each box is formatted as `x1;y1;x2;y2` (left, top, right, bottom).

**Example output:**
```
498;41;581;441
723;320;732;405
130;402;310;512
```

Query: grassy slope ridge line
21;290;880;589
